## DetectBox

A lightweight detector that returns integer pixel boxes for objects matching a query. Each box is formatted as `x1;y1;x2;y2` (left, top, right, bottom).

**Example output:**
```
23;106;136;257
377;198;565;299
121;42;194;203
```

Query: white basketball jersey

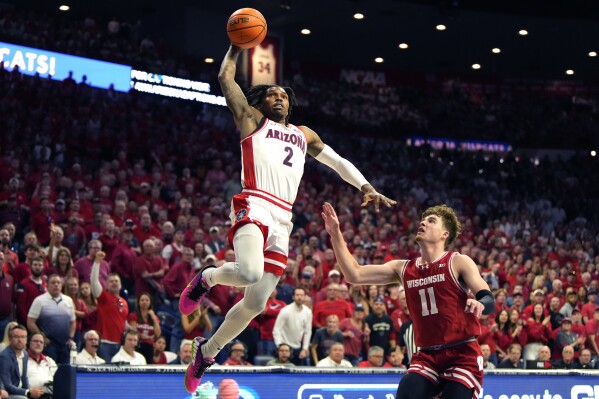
251;43;276;86
240;118;307;204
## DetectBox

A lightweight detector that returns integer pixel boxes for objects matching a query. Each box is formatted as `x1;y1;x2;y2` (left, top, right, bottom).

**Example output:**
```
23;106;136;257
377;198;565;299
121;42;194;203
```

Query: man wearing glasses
0;324;45;398
27;332;56;398
74;330;105;365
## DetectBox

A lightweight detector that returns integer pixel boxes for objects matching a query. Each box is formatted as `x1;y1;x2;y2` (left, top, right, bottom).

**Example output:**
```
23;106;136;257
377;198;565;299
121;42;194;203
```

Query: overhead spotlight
59;4;70;11
472;63;481;70
491;48;501;54
374;57;384;63
566;69;574;75
436;24;446;31
398;43;409;49
591;150;597;157
204;58;214;64
589;51;597;57
353;13;364;20
280;1;291;10
518;29;528;36
300;28;311;35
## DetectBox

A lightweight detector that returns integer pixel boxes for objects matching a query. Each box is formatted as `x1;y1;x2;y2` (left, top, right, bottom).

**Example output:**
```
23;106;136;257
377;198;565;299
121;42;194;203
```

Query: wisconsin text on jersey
406;274;446;288
265;128;306;152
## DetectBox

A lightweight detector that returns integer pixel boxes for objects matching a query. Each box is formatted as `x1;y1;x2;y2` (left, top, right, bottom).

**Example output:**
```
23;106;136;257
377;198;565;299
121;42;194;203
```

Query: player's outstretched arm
302;126;396;212
217;45;261;134
322;202;402;285
454;254;495;318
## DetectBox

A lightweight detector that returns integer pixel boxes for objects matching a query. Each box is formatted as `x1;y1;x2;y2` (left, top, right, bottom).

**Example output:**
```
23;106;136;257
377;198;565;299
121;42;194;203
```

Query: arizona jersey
240;118;307;205
400;251;480;348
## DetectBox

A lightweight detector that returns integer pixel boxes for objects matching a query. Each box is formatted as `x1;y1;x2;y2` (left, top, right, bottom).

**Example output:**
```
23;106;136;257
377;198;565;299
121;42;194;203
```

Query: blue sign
0;41;132;92
66;366;599;399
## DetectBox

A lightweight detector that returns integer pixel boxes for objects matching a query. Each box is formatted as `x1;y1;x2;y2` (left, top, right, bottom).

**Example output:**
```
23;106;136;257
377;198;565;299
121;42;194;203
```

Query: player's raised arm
300;126;396;212
322;202;402;284
454;253;495;318
217;45;262;135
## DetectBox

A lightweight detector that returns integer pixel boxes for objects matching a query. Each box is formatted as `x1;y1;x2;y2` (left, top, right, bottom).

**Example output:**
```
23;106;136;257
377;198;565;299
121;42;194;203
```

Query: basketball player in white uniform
181;43;396;393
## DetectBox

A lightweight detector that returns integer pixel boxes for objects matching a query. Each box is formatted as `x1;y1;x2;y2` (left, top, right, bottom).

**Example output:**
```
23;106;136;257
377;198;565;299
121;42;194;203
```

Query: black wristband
475;289;495;315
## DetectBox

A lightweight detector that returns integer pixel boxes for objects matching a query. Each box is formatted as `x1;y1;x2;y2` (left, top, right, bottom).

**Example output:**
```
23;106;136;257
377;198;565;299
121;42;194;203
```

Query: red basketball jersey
400;251;480;348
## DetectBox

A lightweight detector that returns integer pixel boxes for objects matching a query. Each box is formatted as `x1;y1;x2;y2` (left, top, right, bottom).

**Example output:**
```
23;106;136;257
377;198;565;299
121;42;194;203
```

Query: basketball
226;8;267;49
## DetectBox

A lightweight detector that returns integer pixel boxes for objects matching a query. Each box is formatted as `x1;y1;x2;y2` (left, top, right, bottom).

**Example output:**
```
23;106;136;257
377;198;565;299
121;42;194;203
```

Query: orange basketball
226;8;267;49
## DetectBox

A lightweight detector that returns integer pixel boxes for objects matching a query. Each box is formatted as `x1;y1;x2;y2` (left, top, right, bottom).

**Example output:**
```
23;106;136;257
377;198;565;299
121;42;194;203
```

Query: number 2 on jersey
283;147;293;167
418;287;438;316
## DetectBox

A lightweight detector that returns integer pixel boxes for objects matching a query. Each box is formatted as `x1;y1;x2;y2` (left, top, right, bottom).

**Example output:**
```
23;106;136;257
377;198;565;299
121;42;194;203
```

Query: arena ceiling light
204;58;214;64
398;43;409;49
59;5;70;11
565;69;575;75
589;51;597;57
472;63;481;70
518;29;528;36
436;24;447;31
374;57;384;63
491;48;501;54
353;13;364;20
300;28;311;35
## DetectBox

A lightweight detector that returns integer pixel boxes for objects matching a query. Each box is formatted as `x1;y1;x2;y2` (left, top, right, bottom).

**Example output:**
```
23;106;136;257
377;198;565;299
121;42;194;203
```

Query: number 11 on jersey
418;287;439;316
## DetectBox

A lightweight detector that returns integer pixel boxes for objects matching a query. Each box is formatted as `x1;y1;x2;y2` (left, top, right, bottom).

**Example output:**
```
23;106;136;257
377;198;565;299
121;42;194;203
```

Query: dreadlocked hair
245;84;297;126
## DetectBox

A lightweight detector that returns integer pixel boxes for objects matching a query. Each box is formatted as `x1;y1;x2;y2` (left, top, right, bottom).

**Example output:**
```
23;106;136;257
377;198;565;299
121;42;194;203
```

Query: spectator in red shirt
312;283;352;328
585;308;599;357
99;219;119;261
91;251;128;362
62;213;87;259
110;227;140;293
16;257;46;325
163;247;195;300
581;290;598;323
257;289;286;357
12;244;40;283
222;341;252;366
128;292;162;364
0;252;14;334
134;213;161;245
0;228;18;275
339;303;369;366
75;240;110;288
30;197;57;245
133;239;167;302
357;345;387;367
85;212;104;242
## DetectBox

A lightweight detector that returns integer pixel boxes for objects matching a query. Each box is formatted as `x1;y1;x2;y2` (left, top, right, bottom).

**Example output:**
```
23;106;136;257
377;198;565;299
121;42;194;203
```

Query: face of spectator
579;350;592;365
85;332;100;353
480;344;491;361
549;297;560;311
88;241;101;258
561;320;572;331
329;344;345;363
10;327;27;352
508;346;521;364
229;343;246;362
138;294;151;311
326;284;339;301
566;292;577;305
368;350;384;366
154;337;166;353
372;300;386;316
0;229;10;245
30;260;44;277
533;304;544;318
387;350;402;366
4;223;15;239
28;333;45;356
48;276;63;298
180;343;192;365
326;316;338;332
124;333;139;353
106;274;122;295
277;345;291;363
498;310;508;324
66;278;79;295
562;346;574;362
143;240;155;255
293;289;305;306
141;214;151;228
538;346;551;361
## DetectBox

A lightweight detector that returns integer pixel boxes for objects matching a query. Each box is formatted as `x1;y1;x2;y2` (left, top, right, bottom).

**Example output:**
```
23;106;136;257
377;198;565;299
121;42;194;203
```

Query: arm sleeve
302;309;313;350
314;145;369;190
90;261;103;298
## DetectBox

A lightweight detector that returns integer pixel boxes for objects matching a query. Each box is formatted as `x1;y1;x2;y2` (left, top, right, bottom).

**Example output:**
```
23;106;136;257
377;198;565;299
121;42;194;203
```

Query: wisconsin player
322;202;494;399
180;44;396;393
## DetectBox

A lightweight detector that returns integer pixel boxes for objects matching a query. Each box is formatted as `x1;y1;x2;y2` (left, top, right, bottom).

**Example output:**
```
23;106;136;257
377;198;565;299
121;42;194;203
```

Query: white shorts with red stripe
227;189;293;276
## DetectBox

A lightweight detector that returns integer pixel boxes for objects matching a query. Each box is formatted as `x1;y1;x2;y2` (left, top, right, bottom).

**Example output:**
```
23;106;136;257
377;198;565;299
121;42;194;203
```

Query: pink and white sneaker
179;265;216;315
184;337;215;393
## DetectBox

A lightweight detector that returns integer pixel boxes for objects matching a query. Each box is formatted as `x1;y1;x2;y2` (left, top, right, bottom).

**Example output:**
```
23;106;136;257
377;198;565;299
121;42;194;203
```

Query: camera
125;219;134;227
